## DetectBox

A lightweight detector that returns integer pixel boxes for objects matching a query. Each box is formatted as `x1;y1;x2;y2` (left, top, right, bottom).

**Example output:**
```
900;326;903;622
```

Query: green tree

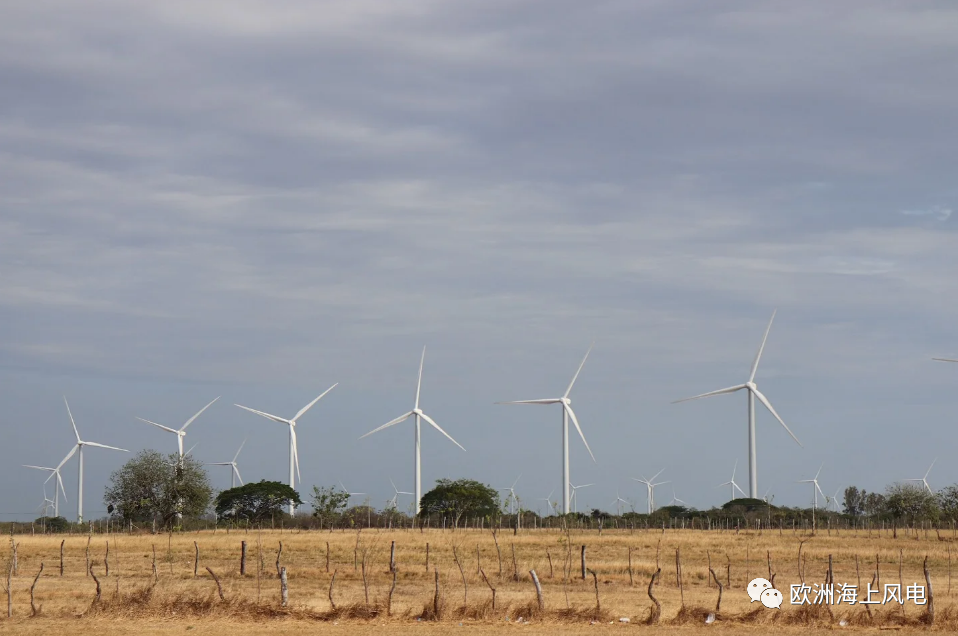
843;486;864;516
419;478;498;527
215;480;302;523
883;482;939;523
104;450;212;525
937;485;958;522
310;485;350;528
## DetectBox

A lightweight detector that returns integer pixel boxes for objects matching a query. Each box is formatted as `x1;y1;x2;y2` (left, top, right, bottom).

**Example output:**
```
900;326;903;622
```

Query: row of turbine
24;309;956;523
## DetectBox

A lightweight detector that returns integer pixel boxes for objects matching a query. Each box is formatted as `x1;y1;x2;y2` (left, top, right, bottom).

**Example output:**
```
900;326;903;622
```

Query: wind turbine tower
496;343;597;515
673;311;802;498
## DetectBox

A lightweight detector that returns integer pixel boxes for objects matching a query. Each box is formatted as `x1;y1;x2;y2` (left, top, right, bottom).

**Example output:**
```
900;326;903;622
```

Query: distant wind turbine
569;482;593;514
208;440;246;489
387;479;413;509
798;464;826;510
339;480;366;506
54;397;129;523
633;469;669;514
611;489;629;516
501;475;521;514
673;311;802;498
236;383;338;515
23;463;68;518
539;489;555;516
496;342;597;515
137;397;219;464
906;458;937;494
717;459;746;501
668;486;687;507
359;347;465;515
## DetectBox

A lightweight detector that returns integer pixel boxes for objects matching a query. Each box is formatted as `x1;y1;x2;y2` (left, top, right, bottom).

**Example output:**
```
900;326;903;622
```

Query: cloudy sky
3;1;958;521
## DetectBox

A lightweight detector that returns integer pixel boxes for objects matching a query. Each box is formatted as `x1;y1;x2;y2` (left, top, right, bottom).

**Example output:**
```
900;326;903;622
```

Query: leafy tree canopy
215;480;302;523
104;449;212;525
884;482;939;523
419;478;498;526
311;485;351;527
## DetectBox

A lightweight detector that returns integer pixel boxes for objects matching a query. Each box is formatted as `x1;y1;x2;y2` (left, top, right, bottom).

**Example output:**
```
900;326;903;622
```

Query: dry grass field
1;524;955;634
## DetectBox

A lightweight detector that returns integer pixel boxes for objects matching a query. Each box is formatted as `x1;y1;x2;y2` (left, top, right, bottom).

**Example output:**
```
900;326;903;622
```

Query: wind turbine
54;397;129;523
632;469;670;514
208;440;246;489
496;342;597;515
611;489;629;516
906;458;937;494
826;487;842;512
23;463;67;518
539;490;555;516
37;484;55;518
673;311;802;498
236;383;338;515
359;347;465;515
668;486;687;507
386;479;413;509
762;488;775;505
717;459;746;501
136;397;219;463
569;482;593;514
501;475;521;514
339;480;366;506
798;464;826;510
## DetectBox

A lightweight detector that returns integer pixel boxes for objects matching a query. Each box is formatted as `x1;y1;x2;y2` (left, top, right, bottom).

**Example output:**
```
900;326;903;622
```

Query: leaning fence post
530;569;544;610
194;541;199;577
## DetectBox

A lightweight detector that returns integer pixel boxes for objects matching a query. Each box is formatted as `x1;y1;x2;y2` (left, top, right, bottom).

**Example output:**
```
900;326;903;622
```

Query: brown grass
1;524;955;633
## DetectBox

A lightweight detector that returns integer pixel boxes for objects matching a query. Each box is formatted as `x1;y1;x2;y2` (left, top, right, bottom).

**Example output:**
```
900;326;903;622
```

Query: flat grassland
1;524;954;634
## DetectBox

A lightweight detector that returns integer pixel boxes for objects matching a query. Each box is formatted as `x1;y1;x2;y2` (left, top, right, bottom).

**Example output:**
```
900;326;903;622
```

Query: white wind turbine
539;490;555;516
54;397;129;523
236;383;338;515
37;484;55;518
137;397;219;464
359;347;465;515
501;475;521;514
906;458;937;494
208;440;246;489
673;311;802;498
387;479;413;510
762;488;775;505
668;486;687;507
569;482;593;514
798;464;826;510
826;488;842;512
717;459;746;501
23;463;68;518
496;343;597;515
633;469;670;514
611;489;629;516
339;480;366;506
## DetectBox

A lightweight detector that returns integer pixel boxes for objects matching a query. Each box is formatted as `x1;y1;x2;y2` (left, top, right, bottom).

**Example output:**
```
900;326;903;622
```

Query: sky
3;0;958;521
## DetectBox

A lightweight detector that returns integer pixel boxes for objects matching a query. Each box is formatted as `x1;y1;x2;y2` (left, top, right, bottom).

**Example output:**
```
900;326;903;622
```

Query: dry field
1;524;955;634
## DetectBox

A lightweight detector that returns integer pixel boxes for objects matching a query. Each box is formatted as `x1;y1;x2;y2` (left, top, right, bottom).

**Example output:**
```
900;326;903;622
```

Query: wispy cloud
900;205;952;221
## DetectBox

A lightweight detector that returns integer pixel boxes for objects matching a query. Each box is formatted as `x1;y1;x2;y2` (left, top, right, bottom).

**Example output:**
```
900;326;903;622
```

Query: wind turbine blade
419;412;466;451
290;425;301;483
579;483;594;488
84;441;129;452
292;384;338;422
932;358;958;363
751;387;803;447
495;399;562;405
233;439;247;462
511;474;522;489
563;403;595;462
136;417;179;434
672;384;748;404
926;458;937;479
815;483;826;501
235;404;290;425
207;462;233;466
360;411;414;439
564;341;595;398
184;443;198;457
180;396;220;431
732;458;738;479
55;445;79;471
23;465;53;472
233;465;244;486
815;463;823;480
734;482;747;497
749;310;776;382
415;347;425;410
650;468;665;482
63;396;81;442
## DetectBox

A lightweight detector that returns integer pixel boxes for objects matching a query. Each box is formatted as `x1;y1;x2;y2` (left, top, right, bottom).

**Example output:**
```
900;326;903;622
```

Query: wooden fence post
280;566;288;607
240;540;247;575
530;569;544;610
580;545;587;580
